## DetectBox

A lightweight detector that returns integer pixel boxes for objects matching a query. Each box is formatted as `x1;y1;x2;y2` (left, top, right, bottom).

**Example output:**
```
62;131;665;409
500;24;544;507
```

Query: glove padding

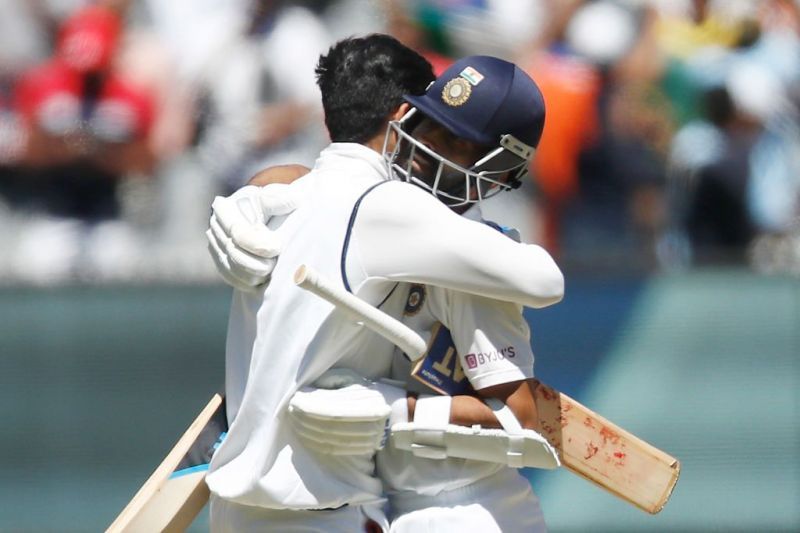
206;184;297;291
288;369;407;456
390;422;560;469
390;395;560;469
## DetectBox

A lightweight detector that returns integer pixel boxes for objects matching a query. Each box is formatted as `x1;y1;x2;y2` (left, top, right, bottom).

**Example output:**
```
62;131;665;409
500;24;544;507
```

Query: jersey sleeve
422;287;534;391
352;181;564;309
446;291;535;390
405;286;535;393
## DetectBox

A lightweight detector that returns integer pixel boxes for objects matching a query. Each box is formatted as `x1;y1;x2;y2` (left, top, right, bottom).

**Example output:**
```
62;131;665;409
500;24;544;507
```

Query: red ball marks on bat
613;451;626;467
539;386;556;401
600;426;620;446
584;441;599;460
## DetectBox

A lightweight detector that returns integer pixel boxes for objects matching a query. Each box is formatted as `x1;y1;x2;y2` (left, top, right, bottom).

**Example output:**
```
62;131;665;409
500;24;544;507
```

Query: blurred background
0;0;797;531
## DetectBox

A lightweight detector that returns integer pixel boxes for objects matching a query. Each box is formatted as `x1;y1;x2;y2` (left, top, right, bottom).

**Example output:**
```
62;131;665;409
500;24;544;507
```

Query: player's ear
380;103;412;153
389;102;411;122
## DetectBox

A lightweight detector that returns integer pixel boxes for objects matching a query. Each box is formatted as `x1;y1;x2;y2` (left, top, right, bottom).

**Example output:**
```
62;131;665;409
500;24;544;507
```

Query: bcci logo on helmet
441;66;485;107
442;77;471;106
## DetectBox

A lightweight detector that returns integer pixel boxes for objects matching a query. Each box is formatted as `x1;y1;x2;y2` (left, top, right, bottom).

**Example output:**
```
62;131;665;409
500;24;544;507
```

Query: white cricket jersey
206;143;563;511
377;208;538;496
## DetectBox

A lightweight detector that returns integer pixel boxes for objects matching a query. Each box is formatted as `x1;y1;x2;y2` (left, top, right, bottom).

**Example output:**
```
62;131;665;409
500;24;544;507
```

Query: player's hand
288;370;408;456
206;184;297;291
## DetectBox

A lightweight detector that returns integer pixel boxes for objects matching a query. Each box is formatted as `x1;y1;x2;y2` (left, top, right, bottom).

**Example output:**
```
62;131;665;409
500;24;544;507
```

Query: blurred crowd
0;0;798;285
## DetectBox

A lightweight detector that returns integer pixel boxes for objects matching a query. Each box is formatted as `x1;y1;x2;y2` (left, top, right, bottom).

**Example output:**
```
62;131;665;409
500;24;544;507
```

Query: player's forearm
449;395;504;428
421;226;564;309
357;183;564;308
365;224;564;308
407;380;540;431
406;394;493;426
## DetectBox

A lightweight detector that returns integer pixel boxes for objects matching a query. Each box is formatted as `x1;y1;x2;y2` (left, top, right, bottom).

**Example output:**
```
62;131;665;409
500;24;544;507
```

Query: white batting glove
390;395;560;469
206;183;298;291
288;370;408;456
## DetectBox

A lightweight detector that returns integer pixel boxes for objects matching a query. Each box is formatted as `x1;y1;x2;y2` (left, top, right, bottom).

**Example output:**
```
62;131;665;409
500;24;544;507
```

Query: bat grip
294;264;427;361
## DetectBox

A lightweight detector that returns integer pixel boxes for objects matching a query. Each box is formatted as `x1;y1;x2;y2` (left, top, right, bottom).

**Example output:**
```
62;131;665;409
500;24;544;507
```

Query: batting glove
206;183;298;291
288;369;408;456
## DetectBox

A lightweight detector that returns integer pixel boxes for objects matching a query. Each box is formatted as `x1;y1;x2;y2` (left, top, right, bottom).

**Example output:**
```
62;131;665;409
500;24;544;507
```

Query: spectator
186;0;331;195
384;1;454;75
523;0;672;268
662;0;800;268
10;5;158;282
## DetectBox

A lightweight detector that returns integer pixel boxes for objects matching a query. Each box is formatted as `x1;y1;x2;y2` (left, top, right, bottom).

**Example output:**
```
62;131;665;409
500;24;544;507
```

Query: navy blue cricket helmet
383;55;546;207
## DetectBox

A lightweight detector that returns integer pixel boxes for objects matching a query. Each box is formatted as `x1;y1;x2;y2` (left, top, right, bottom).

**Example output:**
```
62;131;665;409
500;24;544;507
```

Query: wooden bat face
107;394;227;532
533;382;680;514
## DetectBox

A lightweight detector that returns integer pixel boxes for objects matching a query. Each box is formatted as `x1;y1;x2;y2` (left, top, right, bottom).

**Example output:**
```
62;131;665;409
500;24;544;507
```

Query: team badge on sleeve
404;284;426;316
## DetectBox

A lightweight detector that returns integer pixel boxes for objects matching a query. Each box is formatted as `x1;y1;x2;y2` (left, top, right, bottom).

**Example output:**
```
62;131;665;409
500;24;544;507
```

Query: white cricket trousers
209;494;389;532
387;468;547;533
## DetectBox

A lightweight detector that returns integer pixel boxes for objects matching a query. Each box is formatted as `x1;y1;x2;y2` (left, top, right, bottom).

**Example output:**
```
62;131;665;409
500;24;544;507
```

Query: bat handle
294;264;427;361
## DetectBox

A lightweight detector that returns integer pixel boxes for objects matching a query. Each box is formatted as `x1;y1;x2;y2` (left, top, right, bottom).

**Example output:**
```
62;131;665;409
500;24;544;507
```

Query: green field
1;270;797;531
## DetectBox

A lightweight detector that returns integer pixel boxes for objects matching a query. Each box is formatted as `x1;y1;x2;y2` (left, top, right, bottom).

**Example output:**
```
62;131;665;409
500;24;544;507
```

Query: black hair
315;34;434;143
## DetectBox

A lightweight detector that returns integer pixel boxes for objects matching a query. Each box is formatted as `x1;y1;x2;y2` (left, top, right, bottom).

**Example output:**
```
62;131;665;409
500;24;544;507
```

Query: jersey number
432;347;466;383
411;323;475;396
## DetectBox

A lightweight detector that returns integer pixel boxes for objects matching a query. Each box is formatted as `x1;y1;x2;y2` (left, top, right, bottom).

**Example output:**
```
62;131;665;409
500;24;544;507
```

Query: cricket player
209;50;560;532
375;58;555;531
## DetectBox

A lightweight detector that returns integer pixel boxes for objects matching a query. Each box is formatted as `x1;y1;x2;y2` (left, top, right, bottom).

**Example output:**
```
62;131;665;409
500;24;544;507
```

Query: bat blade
107;394;227;532
533;382;680;514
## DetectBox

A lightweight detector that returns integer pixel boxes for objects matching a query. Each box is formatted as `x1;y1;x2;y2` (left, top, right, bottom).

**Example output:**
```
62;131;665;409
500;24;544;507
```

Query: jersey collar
318;143;390;182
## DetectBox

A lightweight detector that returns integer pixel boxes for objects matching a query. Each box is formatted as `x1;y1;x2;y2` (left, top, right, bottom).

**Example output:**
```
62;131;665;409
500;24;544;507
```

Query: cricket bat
531;381;679;514
107;393;227;532
295;264;680;515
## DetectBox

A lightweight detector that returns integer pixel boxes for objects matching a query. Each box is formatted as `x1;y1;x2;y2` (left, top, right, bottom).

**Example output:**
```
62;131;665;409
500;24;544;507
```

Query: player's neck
363;133;386;154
